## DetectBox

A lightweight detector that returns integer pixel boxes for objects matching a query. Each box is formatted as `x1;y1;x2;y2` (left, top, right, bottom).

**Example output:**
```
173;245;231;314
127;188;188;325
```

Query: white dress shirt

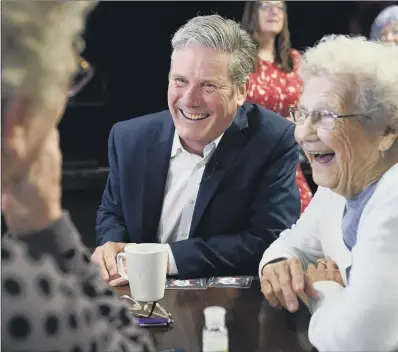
259;163;398;352
158;131;223;275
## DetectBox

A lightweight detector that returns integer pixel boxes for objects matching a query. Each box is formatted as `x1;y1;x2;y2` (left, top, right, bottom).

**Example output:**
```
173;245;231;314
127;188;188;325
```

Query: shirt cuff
165;244;179;276
259;249;297;277
309;280;344;314
259;257;288;277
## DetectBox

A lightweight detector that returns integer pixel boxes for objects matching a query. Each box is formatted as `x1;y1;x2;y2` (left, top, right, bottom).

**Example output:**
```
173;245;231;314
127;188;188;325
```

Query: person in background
241;0;312;214
370;5;398;44
259;35;398;351
347;1;396;37
1;2;155;351
93;14;301;285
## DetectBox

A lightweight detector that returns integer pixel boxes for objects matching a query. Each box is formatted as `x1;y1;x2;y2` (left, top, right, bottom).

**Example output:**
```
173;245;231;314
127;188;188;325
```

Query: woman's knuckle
279;275;290;286
264;288;273;297
274;286;282;295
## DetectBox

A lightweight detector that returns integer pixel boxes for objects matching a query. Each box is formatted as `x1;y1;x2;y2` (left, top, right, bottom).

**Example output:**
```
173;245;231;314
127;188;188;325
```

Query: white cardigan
259;163;398;352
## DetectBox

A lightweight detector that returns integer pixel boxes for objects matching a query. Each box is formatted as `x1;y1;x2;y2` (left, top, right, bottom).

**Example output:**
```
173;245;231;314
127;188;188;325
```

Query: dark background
14;1;397;245
61;1;357;167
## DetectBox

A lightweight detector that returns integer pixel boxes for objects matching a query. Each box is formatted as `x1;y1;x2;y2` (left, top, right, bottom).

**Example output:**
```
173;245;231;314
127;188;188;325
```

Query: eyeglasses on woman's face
257;1;285;12
68;56;94;98
288;107;366;130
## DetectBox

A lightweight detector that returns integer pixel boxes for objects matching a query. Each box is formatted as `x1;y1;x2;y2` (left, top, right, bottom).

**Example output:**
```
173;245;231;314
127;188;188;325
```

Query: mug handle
116;253;129;281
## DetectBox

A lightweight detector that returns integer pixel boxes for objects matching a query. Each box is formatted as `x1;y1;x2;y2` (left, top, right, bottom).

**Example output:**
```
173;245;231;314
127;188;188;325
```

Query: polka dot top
1;212;155;352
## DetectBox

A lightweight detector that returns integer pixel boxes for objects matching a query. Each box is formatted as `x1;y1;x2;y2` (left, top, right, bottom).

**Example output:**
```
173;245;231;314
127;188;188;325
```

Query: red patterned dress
246;49;312;213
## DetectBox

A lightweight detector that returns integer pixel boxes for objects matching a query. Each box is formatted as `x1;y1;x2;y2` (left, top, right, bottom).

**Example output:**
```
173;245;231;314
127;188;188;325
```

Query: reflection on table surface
113;278;315;352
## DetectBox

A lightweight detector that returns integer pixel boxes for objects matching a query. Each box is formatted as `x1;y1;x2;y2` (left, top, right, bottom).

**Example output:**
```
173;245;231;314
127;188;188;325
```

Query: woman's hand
306;259;345;286
260;258;318;312
2;129;63;235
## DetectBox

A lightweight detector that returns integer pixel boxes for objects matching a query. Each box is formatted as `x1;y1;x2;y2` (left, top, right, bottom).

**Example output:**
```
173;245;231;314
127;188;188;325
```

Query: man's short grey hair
2;1;96;112
300;35;398;133
170;14;257;87
370;5;398;40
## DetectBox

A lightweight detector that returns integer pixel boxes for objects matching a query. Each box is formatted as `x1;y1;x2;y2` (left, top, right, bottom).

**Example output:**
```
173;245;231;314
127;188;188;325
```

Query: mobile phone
138;317;173;328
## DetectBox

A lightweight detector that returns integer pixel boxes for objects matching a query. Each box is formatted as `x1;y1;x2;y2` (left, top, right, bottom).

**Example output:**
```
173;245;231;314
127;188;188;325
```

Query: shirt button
182;233;188;238
189;199;195;205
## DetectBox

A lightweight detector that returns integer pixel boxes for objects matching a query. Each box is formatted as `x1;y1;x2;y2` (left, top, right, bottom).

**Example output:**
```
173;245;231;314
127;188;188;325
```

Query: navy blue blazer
96;103;300;278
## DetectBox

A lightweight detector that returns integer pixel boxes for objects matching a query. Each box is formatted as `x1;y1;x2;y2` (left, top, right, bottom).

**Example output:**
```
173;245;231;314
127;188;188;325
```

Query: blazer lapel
142;116;175;242
189;107;249;237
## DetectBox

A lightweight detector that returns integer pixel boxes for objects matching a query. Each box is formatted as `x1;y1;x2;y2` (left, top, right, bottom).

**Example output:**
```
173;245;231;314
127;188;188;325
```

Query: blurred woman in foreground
1;2;154;351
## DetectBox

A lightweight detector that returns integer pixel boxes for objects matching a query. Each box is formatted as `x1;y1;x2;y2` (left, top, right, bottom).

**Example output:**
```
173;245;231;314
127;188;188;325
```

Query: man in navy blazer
92;15;300;284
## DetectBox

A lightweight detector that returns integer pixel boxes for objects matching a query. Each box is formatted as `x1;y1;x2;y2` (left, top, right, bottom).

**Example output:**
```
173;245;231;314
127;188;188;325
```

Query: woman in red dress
242;0;312;213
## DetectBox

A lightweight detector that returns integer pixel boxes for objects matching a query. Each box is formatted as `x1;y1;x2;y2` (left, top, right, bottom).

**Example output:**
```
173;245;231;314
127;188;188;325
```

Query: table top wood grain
113;278;315;352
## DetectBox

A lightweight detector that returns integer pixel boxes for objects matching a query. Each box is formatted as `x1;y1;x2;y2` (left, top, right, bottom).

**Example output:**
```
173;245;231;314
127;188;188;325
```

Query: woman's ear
379;126;398;152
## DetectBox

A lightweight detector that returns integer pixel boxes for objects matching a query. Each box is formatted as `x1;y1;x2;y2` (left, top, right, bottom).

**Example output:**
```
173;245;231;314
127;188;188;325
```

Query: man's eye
204;83;217;91
175;78;187;86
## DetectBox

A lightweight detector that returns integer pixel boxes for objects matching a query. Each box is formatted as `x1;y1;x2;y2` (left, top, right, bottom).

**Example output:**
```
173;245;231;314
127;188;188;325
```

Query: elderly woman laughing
259;35;398;351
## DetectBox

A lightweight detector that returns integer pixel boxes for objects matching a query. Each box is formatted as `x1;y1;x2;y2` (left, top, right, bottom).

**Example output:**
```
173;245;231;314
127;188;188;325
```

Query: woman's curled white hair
299;35;398;133
2;1;96;111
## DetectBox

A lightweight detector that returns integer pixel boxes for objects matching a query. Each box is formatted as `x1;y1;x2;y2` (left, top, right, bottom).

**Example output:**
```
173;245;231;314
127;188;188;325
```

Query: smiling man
92;14;300;284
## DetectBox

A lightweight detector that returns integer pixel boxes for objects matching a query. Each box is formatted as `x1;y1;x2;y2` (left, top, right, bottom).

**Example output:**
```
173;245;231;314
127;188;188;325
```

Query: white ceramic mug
116;243;168;302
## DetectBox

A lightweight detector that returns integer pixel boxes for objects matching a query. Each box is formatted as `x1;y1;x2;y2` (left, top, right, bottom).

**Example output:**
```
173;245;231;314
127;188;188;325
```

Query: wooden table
114;278;315;352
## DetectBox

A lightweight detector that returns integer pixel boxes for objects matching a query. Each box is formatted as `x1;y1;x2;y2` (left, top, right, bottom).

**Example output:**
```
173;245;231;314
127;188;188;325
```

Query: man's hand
1;129;63;235
260;258;318;312
91;241;129;286
307;259;344;286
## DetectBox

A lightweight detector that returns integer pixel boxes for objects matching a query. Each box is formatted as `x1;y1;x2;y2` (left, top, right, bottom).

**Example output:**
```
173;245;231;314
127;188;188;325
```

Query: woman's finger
260;278;281;308
275;264;299;312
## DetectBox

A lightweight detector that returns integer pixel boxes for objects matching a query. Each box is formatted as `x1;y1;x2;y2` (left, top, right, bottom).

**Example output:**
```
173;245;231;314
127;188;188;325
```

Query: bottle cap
204;306;226;329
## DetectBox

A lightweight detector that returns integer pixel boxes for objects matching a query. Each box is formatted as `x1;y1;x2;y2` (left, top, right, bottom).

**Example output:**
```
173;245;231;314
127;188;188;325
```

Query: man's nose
182;86;201;108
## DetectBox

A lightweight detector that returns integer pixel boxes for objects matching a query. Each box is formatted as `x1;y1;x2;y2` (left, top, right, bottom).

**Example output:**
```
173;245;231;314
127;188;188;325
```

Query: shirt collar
171;130;223;158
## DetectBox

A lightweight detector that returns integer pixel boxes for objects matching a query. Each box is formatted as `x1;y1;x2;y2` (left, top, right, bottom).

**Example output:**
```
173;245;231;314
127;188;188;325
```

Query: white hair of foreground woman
299;35;398;133
1;1;96;112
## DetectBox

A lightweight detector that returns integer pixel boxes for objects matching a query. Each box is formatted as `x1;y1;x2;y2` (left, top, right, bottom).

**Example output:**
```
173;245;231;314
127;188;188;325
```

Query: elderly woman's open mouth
306;151;336;165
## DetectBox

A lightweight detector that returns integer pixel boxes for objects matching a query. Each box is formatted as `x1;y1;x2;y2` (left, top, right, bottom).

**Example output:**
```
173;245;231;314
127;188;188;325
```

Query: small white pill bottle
202;306;229;352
